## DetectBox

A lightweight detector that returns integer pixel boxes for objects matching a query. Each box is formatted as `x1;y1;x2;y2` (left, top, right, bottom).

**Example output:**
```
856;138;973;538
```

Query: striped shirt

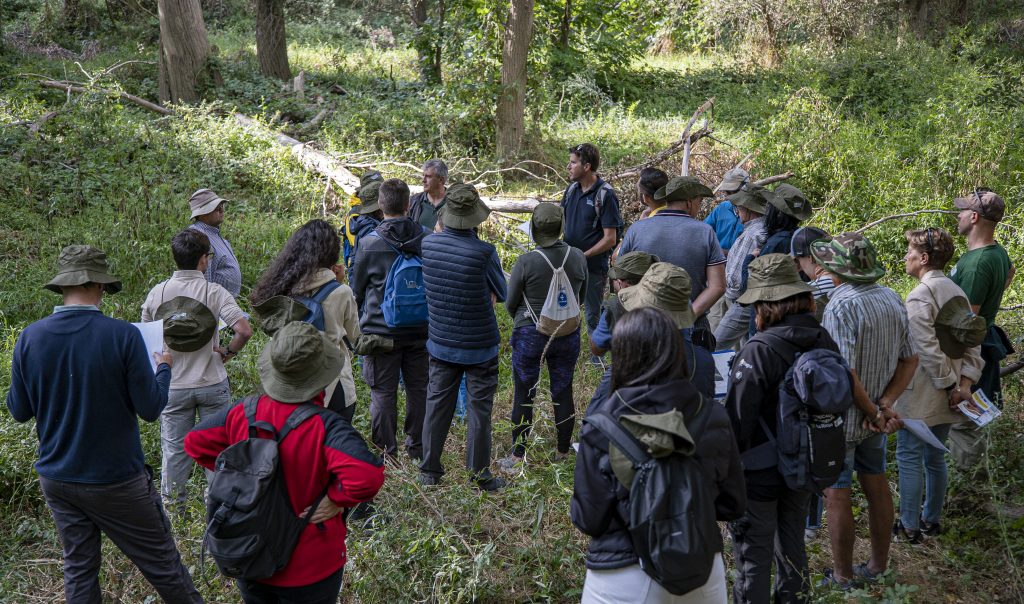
724;217;765;299
822;282;916;443
189;221;242;298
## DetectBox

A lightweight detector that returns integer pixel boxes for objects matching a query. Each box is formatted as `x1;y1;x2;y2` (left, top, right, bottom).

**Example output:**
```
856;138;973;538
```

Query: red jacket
185;393;385;587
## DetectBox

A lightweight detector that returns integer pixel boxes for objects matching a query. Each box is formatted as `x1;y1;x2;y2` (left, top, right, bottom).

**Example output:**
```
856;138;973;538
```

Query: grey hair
423;159;448;181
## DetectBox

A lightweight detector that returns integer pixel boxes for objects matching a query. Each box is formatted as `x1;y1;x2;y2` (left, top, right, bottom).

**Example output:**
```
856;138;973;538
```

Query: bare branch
38;79;174;115
752;171;794;187
1001;359;1024;377
854;209;959;233
1001;303;1024;311
606;127;712;181
9;111;59;132
734;153;755;170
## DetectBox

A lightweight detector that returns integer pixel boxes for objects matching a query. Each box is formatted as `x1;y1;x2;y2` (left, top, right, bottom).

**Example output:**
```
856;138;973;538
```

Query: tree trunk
409;0;442;83
495;0;534;162
256;0;291;80
905;0;930;37
557;0;571;51
157;0;211;103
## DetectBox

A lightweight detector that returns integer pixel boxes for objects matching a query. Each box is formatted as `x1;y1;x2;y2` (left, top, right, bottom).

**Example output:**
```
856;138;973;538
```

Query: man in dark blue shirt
6;245;201;603
561;143;622;338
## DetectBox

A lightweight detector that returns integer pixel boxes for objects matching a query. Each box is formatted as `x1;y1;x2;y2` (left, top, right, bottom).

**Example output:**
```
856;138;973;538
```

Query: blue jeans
831;433;887;489
896;423;951;530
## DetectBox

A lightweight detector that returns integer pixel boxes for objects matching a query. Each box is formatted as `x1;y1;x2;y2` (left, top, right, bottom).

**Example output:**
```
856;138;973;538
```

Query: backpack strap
587;412;652;467
310;280;341;304
591;183;611;230
242;395;278;439
278;403;329;442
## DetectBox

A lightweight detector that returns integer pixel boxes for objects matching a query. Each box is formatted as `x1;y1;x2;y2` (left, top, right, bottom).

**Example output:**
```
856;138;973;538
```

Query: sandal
819;569;852;591
853;562;884;583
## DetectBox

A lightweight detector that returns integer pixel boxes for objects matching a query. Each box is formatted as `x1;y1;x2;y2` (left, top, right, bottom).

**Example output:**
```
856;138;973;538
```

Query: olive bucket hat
810;232;886;284
44;245;123;294
618;262;695;329
531;202;564;247
934;295;987;359
737;254;813;305
359;170;384;190
769;183;813;221
252;295;309;337
355;180;382;215
155;296;218;352
608;251;661;282
258;321;344;403
654;176;714;203
440;183;491;229
727;185;770;214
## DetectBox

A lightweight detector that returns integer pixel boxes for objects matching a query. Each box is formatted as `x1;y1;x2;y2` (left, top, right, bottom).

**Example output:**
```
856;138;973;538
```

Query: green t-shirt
949;243;1011;327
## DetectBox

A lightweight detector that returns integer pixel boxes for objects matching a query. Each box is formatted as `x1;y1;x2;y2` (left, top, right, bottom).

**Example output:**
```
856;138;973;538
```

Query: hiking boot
920;519;942;537
497;455;523;474
417;473;440;487
475;476;506;492
892;520;923;545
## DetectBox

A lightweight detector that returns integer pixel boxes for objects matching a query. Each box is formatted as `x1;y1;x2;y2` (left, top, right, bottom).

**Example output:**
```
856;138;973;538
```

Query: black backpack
202;396;330;581
586;399;717;596
740;333;853;494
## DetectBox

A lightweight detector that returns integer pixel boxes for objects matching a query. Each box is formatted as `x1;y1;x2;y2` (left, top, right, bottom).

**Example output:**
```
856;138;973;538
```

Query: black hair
759;203;802;246
638;167;669;198
171;229;210;271
251;219;341;304
570;143;601;172
379;179;411;215
610;307;689;391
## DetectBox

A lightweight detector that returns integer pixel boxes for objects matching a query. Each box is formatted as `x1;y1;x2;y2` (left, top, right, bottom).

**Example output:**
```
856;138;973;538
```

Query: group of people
5;140;1014;603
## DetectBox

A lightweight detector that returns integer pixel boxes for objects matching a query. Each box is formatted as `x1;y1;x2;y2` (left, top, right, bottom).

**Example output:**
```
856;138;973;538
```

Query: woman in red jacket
185;321;385;603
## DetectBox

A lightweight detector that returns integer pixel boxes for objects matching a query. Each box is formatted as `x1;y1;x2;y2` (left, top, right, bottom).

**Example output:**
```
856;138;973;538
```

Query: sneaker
920;519;942;537
588;354;606;369
417;473;440;487
819;569;852;591
853;562;885;583
497;455;523;474
475;476;506;492
804;528;817;544
892;520;923;545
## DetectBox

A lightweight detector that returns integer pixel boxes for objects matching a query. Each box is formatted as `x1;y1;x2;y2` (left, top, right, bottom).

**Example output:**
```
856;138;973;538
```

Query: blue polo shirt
561;177;622;273
705;201;744;251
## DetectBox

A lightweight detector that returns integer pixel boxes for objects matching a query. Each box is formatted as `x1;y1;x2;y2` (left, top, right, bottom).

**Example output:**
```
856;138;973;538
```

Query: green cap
810;232;886;284
258;321;344;403
618;262;695;329
440;183;490;229
252;295;309;336
737;254;813;305
355;181;382;214
44;245;122;294
769;183;813;221
531;202;563;247
155;296;218;352
654;176;714;203
359;170;384;190
608;251;661;282
727;185;770;214
934;296;986;359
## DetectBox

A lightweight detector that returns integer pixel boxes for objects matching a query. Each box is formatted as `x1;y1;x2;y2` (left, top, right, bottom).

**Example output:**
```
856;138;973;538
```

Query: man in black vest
418;184;508;491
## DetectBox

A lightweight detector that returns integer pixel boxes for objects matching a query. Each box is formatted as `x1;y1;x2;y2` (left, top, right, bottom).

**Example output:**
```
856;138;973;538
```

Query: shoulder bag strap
242;395;277;439
586;412;651;467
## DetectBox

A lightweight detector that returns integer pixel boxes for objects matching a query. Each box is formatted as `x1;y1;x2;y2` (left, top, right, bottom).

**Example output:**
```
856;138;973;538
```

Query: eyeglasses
206;251;215;258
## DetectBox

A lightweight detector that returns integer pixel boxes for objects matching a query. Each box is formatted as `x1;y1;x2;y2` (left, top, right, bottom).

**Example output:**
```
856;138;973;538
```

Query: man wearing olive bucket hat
185;321;385;600
142;228;253;508
7;245;202;603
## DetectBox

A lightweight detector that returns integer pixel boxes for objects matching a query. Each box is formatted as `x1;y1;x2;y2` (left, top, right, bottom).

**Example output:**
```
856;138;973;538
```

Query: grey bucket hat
189;189;227;220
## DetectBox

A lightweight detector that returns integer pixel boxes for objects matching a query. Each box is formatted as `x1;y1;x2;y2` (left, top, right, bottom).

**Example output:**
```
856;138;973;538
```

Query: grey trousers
40;472;202;604
729;489;811;604
713;297;749;352
162;379;232;505
363;340;429;459
420;355;499;481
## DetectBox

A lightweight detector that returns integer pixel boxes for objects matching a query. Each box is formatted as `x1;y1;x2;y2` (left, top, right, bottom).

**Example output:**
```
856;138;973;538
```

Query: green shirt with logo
949;243;1011;327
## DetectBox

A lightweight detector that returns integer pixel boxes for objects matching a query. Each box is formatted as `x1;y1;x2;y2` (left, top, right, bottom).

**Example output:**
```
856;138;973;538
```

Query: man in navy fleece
6;245;202;604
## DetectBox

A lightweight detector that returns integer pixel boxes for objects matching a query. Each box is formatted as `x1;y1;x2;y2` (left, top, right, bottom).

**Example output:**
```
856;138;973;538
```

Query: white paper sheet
132;320;164;373
518;220;532;236
712;350;736;400
900;418;949;452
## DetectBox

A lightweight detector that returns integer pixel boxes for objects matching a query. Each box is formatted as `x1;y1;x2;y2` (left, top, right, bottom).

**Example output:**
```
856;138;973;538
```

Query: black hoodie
350;217;430;339
570;379;746;570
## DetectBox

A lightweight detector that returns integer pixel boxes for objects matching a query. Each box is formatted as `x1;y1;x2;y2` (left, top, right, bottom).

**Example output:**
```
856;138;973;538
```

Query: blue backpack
291;281;341;331
370;232;428;328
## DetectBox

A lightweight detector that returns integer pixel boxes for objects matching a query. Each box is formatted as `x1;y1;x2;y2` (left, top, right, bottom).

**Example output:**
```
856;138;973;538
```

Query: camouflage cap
654;176;714;203
617;262;695;328
737;254;812;304
43;245;122;294
608;251;661;282
714;167;750;194
440;183;490;229
810;232;886;284
359;170;384;190
769;183;813;221
726;185;770;214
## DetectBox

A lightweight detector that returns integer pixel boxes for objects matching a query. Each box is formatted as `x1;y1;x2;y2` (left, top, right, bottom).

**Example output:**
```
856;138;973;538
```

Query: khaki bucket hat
714;167;750;194
440;183;490;229
355;180;382;214
531;202;564;247
618;262;695;329
43;245;122;294
737;253;813;304
258;321;344;403
189;189;227;220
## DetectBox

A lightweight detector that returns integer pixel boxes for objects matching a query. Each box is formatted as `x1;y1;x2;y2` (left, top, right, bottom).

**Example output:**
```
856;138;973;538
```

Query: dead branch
855;209;959;233
1001;303;1024;311
607;127;712;182
299;108;331;131
466;163;554;186
752;171;794;187
733;153;755;170
1001;359;1024;377
681;97;715;176
38;79;174;116
10;111;59;133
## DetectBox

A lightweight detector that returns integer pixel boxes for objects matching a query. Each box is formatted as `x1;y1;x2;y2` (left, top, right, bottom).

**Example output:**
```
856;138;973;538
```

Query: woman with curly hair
252;219;361;422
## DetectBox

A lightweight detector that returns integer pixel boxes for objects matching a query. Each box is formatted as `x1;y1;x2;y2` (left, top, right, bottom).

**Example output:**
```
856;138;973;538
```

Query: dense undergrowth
2;4;1024;602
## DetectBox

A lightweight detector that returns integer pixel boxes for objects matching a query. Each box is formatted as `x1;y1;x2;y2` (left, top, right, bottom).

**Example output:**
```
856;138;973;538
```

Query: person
590;250;660;349
409;159;449;231
894;227;985;543
712;186;768;351
790;226;835;321
348;177;385;268
590;263;716;407
617;176;725;347
502;202;587;467
251;219;362;422
811;232;918;587
188;188;242;298
6;245;201;603
724;253;841;603
343;170;384;267
571;307;746;604
184;321;385;603
418;183;508;491
636;167;670;219
705;166;749;254
350;178;430;461
947;188;1014;469
141;228;253;507
561;143;623;337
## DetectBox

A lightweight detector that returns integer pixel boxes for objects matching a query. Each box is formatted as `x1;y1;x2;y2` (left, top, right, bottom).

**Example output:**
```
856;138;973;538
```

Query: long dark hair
251;219;340;304
610;307;688;391
759;203;801;246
